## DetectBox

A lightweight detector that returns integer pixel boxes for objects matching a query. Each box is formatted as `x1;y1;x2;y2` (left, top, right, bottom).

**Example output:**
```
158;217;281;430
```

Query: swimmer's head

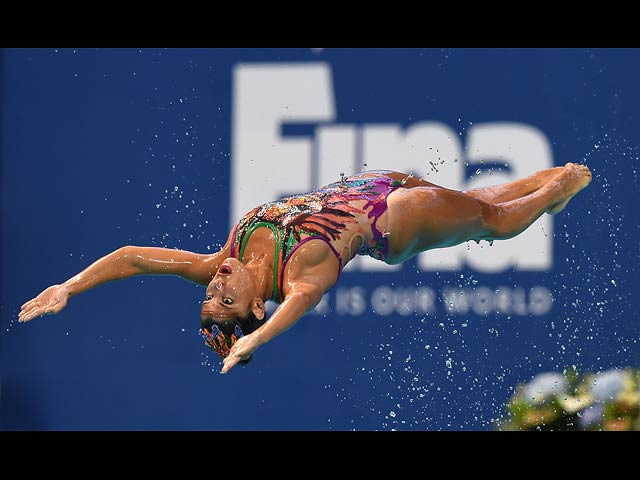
199;258;266;362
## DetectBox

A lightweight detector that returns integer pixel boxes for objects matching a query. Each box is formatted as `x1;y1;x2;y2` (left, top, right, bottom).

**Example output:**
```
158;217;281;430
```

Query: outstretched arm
221;282;324;374
221;242;340;374
18;242;230;323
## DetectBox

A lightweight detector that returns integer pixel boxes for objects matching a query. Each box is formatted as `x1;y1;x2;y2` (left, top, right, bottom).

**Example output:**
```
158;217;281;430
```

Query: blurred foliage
497;367;640;431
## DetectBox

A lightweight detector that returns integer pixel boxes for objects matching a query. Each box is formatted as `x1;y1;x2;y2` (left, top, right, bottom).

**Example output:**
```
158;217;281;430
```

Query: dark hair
201;310;266;366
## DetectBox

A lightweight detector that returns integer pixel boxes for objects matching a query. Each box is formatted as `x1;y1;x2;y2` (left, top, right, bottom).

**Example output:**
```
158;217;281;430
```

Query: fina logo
231;62;554;317
231;62;554;275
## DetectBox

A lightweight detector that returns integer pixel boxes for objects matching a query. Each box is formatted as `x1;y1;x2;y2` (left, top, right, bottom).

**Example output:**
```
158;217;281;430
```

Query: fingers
221;354;240;374
18;306;45;323
19;300;37;321
21;299;37;310
18;299;56;323
19;293;46;322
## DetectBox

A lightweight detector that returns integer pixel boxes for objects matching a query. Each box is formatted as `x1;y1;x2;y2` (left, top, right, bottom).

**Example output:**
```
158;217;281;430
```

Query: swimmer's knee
475;203;513;241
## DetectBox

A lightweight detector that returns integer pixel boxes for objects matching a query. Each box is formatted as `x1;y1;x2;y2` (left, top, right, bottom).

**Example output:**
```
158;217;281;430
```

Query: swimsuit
230;170;404;302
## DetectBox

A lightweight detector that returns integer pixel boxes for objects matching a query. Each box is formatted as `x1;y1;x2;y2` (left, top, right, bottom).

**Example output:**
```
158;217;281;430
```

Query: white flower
591;369;629;402
524;373;567;404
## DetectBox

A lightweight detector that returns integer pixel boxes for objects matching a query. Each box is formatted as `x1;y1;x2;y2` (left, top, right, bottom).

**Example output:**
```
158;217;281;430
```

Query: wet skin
18;163;592;373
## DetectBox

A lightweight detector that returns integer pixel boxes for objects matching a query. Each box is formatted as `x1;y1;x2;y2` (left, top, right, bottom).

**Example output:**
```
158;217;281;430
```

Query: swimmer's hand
221;332;263;374
18;284;70;323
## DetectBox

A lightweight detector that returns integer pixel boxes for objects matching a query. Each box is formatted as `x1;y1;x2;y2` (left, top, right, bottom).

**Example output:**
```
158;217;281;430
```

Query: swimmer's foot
547;163;593;215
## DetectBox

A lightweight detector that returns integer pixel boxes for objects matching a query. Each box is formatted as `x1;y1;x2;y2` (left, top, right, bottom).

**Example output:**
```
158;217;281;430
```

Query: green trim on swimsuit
237;221;280;302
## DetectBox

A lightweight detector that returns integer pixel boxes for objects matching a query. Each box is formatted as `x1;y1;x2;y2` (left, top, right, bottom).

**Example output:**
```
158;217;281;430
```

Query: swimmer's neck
243;253;275;301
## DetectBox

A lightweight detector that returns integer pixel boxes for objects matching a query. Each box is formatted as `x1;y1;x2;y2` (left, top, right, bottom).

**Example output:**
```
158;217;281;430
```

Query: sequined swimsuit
230;170;404;302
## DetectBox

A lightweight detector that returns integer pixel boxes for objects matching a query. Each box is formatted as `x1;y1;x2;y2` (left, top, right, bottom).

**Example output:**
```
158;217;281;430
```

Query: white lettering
371;286;437;316
441;286;553;316
312;293;332;315
511;287;529;315
335;287;367;315
442;288;471;315
233;63;554;274
316;125;358;187
472;287;494;315
232;63;334;224
371;286;395;315
529;286;553;315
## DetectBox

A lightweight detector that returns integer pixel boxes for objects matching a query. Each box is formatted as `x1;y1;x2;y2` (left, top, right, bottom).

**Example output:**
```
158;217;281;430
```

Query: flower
577;404;603;430
498;367;640;431
524;373;567;405
590;369;629;402
558;393;594;413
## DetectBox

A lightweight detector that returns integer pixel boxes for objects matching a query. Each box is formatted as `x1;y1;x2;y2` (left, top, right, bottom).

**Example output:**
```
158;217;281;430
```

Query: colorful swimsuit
230;170;404;302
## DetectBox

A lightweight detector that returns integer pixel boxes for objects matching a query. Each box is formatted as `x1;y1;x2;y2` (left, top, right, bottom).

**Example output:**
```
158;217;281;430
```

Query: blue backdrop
2;48;639;430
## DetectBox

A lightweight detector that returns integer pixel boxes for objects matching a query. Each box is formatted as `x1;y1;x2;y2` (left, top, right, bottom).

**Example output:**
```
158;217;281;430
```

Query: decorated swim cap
200;323;245;359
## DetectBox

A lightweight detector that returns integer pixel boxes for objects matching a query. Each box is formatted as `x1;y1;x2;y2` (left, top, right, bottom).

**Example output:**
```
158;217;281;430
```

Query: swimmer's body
19;163;592;373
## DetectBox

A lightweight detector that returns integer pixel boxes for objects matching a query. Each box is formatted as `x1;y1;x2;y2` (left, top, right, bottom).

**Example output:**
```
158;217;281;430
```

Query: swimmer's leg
462;166;566;204
486;163;592;237
385;163;592;263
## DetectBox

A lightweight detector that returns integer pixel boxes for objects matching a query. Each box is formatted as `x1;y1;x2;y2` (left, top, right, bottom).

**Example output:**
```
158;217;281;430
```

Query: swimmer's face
201;257;264;323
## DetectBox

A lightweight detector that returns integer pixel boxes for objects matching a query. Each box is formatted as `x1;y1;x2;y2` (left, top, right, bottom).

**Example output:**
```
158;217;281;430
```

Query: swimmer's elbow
117;245;142;258
118;245;134;256
291;284;323;310
120;245;153;274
